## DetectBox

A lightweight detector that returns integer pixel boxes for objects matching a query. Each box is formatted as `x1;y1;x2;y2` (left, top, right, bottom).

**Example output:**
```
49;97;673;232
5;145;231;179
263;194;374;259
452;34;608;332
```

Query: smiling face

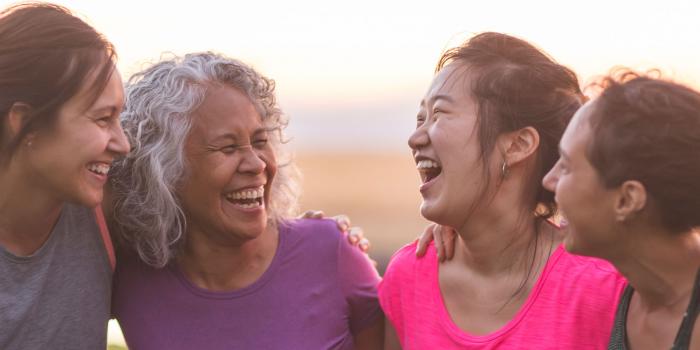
542;101;618;256
177;85;277;245
22;66;130;207
408;63;498;228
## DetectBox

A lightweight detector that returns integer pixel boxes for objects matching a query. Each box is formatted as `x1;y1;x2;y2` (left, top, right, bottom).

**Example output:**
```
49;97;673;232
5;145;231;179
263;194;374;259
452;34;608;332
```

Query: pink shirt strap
94;206;116;272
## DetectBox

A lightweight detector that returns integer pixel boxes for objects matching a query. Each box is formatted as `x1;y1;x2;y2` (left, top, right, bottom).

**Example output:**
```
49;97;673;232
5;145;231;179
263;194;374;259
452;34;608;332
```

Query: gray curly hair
110;52;300;268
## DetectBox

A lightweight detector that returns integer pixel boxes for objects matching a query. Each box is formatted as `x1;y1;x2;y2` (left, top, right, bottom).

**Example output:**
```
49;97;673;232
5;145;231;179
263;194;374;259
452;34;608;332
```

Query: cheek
262;149;277;178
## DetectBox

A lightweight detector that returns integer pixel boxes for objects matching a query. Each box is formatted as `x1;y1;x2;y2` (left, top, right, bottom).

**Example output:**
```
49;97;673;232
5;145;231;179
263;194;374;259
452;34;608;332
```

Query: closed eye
558;160;570;174
220;144;240;153
252;138;268;147
96;115;115;127
416;113;426;127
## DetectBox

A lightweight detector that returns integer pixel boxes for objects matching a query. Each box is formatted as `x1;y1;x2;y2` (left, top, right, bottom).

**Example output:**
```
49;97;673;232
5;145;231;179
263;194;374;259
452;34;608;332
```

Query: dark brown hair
436;32;584;220
587;70;700;233
0;2;116;163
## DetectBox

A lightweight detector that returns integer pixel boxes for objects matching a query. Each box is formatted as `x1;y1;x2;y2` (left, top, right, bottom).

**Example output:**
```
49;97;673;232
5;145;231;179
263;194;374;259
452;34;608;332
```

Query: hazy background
3;0;698;347
22;0;696;264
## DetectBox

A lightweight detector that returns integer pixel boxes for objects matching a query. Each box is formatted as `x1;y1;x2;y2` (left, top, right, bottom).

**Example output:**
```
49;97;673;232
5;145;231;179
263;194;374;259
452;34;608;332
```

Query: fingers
333;214;351;232
347;226;363;245
358;237;371;252
434;225;446;262
299;210;325;219
415;224;436;258
443;226;457;261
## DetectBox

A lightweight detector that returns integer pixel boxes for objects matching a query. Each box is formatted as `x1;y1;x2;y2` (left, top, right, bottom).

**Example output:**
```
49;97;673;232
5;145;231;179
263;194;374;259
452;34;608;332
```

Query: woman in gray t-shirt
0;3;130;349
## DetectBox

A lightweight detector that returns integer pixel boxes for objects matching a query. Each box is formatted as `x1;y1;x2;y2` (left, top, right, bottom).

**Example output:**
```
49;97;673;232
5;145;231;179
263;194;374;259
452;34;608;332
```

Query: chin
562;233;594;257
70;190;103;208
419;202;447;225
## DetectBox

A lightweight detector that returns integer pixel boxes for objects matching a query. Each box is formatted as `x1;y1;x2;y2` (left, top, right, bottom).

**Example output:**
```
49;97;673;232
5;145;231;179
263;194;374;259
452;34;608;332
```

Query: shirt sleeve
377;243;416;343
336;231;383;335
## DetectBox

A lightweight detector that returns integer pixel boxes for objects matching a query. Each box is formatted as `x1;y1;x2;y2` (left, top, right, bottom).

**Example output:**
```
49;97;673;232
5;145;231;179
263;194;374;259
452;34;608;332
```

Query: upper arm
377;244;418;344
335;226;382;336
383;319;402;350
353;313;384;350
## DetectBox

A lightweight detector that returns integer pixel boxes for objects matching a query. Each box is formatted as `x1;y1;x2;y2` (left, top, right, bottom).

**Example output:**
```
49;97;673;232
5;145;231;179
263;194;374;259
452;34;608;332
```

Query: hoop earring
501;161;509;179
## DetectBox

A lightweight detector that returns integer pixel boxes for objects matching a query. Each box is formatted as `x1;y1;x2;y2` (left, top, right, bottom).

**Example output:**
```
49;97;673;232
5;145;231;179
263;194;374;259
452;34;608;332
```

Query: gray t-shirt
0;203;112;350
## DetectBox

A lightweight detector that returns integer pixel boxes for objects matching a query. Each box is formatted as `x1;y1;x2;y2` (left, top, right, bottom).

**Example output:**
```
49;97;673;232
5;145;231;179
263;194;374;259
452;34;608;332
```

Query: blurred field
296;151;429;273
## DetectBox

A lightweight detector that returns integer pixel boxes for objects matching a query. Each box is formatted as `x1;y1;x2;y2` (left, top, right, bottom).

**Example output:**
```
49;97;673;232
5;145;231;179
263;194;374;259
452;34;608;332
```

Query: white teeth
237;202;262;209
225;186;265;200
87;163;110;175
416;159;440;169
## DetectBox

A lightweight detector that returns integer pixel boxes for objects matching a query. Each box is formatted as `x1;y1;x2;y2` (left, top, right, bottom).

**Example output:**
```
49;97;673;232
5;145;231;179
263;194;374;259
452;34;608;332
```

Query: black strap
671;268;700;349
608;268;700;350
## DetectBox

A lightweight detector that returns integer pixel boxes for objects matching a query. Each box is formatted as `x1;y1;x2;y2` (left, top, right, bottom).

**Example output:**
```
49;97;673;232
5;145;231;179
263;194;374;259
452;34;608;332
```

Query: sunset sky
7;0;699;151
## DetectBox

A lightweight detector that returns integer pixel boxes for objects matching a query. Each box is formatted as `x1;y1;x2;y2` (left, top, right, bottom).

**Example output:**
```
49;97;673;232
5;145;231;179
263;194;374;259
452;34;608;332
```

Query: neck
177;224;279;292
454;209;558;275
0;162;64;256
452;173;561;274
612;228;700;310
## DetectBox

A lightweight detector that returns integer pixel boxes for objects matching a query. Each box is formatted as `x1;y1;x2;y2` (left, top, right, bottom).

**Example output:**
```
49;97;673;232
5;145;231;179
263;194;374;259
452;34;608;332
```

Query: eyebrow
558;146;570;160
210;128;270;143
88;105;118;115
420;94;456;107
211;133;237;143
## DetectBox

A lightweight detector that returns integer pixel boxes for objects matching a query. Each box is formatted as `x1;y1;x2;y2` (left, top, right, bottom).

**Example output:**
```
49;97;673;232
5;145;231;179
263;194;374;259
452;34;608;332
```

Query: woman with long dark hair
381;32;626;348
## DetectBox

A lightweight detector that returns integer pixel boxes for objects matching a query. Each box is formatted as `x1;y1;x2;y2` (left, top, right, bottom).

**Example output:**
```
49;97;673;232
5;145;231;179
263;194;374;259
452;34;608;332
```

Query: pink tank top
379;242;626;349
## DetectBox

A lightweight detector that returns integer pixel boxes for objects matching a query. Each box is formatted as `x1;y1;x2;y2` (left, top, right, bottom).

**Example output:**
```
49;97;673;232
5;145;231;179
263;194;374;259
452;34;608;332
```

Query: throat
177;226;279;292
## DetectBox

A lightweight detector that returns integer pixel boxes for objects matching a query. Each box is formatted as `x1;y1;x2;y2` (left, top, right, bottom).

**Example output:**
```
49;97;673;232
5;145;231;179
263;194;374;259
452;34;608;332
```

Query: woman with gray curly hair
109;52;383;349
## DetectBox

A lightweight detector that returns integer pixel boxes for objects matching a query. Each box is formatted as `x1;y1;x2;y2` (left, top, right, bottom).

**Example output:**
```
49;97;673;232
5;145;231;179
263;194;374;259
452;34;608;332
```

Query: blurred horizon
3;0;698;152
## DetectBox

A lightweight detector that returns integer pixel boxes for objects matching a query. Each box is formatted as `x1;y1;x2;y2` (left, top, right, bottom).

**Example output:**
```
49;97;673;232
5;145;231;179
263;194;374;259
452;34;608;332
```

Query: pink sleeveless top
379;242;626;349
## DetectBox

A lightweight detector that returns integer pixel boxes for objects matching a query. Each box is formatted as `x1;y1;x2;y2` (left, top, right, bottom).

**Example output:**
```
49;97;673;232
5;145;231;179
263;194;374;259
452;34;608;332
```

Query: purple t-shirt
112;219;381;350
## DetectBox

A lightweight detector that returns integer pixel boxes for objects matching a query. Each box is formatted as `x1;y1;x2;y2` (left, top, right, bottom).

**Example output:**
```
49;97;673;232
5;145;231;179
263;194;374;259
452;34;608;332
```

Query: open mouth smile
417;159;442;186
224;186;265;209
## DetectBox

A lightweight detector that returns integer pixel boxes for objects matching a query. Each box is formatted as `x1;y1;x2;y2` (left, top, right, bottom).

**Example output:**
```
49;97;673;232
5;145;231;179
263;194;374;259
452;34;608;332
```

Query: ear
614;180;647;222
6;102;32;138
499;126;540;166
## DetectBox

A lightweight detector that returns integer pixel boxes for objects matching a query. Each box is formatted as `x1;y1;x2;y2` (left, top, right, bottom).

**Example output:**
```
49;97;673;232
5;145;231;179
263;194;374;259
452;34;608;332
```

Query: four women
1;2;699;349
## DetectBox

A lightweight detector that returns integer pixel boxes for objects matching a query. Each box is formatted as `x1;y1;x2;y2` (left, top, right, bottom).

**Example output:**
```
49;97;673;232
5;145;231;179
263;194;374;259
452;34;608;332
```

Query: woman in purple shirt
109;52;383;349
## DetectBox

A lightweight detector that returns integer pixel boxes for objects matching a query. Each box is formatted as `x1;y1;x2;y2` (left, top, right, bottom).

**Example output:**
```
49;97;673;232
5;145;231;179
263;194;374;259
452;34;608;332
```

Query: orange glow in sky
12;0;699;151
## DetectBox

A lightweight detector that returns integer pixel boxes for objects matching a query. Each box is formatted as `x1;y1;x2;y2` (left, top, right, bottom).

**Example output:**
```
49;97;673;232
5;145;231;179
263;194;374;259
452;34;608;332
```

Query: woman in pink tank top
379;32;626;349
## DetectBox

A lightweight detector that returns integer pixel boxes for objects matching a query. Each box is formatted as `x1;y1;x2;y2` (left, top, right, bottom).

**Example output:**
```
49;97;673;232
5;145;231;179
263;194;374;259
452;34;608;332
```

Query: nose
408;123;429;151
109;122;131;156
542;163;559;192
238;146;266;174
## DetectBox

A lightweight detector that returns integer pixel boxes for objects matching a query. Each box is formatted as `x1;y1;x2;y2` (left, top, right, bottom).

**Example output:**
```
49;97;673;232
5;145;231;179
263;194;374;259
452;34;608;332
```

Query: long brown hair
436;32;585;303
437;32;584;220
0;2;116;164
